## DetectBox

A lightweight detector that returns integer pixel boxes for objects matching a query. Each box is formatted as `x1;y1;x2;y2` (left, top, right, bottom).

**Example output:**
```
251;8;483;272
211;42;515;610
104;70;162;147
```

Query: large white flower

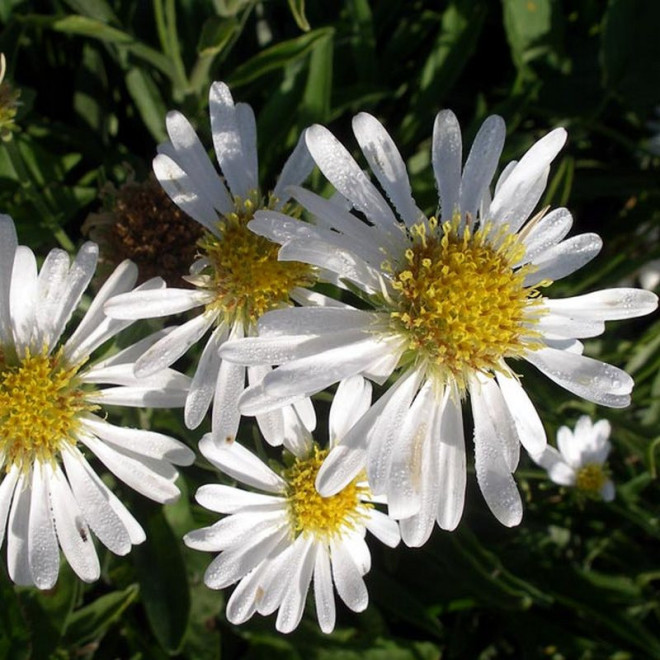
0;215;194;589
532;415;615;501
184;376;400;634
105;81;330;450
220;111;657;543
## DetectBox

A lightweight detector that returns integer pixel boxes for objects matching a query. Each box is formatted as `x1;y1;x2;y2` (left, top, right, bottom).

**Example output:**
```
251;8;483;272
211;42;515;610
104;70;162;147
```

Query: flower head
105;82;323;450
0;215;194;588
220;111;657;542
184;376;400;634
532;416;615;501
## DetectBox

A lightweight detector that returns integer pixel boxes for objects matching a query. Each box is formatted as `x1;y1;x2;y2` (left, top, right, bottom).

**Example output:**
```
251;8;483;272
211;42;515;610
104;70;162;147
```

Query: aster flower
532;416;615;501
220;111;657;543
105;81;327;450
184;376;400;634
0;215;194;589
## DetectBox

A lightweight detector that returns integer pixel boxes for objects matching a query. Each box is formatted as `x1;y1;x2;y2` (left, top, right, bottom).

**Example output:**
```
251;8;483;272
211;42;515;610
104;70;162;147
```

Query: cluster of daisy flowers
1;78;657;633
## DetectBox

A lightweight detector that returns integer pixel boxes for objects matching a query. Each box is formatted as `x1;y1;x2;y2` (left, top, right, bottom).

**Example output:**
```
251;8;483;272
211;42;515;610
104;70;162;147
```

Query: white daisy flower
184;375;400;634
0;215;194;589
104;81;326;450
532;416;614;501
219;111;657;543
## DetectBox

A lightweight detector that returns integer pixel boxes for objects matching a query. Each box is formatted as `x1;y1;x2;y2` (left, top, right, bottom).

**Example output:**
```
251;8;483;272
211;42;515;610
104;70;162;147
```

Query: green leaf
228;28;334;87
287;0;311;32
125;68;168;143
132;507;190;654
300;30;333;124
64;584;139;647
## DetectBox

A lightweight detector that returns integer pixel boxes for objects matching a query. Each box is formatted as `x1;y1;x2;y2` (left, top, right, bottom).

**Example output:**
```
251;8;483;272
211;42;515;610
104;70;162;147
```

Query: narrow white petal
185;324;228;429
210;82;256;198
276;538;316;634
28;462;60;589
48;464;100;583
432;110;462;221
496;372;547;457
0;214;17;346
273;131;315;203
601;480;615;502
62;447;139;555
330;539;368;612
364;509;400;548
105;287;211;320
352;112;423;226
194;485;283;515
199;434;287;493
313;547;336;633
81;415;194;465
10;245;38;349
35;248;71;347
258;306;374;338
305;124;399;232
235;102;259;193
492;166;549;235
329;375;372;445
524;234;602;286
7;472;32;585
556;425;582;468
532;446;575;486
78;433;180;504
525;346;633;408
459;115;505;221
0;466;20;549
153;153;224;232
545;288;658;321
536;312;605;339
225;563;266;624
135;312;216;376
257;535;307;615
82;362;191;390
87;386;189;408
519;207;573;264
471;383;523;527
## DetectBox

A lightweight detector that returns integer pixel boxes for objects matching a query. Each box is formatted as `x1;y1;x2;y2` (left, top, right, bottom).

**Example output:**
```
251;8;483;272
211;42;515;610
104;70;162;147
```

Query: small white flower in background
532;416;614;501
0;215;194;589
105;81;331;451
184;376;400;634
219;110;658;542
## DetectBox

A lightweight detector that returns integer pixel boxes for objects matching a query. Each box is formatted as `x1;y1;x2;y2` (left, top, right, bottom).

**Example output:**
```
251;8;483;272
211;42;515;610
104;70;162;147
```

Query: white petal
10;245;38;349
525;234;602;286
0;466;20;549
275;538;316;634
105;287;211;320
313;547;336;633
496;372;547;457
135;312;216;376
330;539;368;612
28;461;60;589
471;383;523;527
600;480;615;502
519;207;573;264
199;434;286;493
432;110;462;221
305;124;399;232
533;445;575;486
35;248;71;347
185;325;228;429
80;415;194;465
78;433;180;504
87;386;189;408
329;375;372;445
258;305;374;338
545;288;658;321
7;472;32;585
352;112;423;226
210;82;256;199
459;115;505;221
525;346;633;408
0;214;17;346
364;509;400;548
153;153;224;232
273;131;315;203
225;564;264;624
48;464;100;582
194;485;283;515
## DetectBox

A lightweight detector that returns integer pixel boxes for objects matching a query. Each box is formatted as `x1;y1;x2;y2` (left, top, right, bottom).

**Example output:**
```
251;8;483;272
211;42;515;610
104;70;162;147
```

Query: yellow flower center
0;348;92;472
196;192;315;327
284;447;370;540
575;463;608;496
389;217;546;390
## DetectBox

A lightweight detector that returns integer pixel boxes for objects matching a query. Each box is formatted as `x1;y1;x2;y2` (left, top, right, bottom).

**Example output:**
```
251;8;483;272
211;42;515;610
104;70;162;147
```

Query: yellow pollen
196;191;316;327
389;217;546;390
575;463;608;496
0;348;92;472
284;447;371;540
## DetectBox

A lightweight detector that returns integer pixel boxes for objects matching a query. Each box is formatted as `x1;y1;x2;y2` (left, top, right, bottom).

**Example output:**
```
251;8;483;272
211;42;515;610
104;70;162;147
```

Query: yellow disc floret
0;348;92;472
195;191;315;327
575;463;608;496
284;447;370;541
390;217;546;390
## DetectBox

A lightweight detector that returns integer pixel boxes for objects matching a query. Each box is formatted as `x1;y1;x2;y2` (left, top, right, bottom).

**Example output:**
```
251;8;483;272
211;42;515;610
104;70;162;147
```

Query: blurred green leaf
300;29;333;124
228;27;334;87
133;507;191;654
125;67;168;143
64;584;138;647
287;0;310;32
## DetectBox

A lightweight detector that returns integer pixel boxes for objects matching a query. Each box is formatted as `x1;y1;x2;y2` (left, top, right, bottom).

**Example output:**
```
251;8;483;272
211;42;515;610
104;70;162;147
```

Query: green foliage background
0;0;659;657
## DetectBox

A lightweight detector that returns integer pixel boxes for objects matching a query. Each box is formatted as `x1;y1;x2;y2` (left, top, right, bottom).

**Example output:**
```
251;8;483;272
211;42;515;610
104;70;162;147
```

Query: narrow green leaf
300;30;333;124
125;68;168;143
64;584;139;646
287;0;310;31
